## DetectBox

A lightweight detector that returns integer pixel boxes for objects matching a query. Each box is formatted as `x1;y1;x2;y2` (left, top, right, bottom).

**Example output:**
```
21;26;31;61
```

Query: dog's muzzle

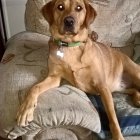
64;16;75;32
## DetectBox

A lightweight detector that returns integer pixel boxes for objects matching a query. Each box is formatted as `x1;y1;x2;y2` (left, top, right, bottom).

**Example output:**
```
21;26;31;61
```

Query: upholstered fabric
0;32;101;140
0;0;140;140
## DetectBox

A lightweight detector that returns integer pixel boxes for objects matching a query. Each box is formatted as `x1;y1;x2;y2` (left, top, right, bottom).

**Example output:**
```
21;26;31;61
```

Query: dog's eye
75;5;83;12
57;4;64;11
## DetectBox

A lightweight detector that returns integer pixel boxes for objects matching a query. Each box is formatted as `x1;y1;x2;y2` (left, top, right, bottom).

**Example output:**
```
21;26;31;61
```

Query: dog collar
54;39;82;47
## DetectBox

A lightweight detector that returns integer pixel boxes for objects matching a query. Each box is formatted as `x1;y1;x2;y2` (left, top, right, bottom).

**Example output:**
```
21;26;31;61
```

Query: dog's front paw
16;96;37;126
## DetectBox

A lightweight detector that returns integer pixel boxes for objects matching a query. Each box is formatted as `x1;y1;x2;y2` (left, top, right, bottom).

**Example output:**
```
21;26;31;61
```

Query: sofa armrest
0;32;100;140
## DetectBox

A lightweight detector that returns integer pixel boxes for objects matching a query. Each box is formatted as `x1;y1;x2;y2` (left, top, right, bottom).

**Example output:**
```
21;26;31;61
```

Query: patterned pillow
88;94;140;139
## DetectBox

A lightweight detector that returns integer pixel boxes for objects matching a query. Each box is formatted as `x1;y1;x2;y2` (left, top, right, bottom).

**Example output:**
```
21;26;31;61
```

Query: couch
0;0;140;140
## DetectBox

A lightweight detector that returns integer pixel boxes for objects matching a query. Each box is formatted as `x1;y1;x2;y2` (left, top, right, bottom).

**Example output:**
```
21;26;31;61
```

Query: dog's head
42;0;96;40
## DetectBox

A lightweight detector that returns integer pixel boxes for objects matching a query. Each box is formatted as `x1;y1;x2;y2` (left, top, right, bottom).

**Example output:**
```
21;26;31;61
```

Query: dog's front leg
97;85;124;140
17;75;61;126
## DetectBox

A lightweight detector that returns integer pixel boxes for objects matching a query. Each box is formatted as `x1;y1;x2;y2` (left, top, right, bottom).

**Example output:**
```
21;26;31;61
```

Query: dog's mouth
63;30;77;35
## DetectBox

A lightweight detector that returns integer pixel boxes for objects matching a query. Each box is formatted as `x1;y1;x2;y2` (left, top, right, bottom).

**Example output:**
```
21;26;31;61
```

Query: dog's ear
41;1;54;25
84;3;97;27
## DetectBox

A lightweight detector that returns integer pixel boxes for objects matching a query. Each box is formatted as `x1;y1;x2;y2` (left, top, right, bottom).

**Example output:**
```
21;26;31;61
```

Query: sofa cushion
92;0;140;47
0;32;101;140
25;0;50;36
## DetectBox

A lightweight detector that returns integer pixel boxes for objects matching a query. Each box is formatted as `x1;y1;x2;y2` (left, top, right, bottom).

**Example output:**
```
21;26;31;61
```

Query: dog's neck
53;39;85;48
49;27;90;58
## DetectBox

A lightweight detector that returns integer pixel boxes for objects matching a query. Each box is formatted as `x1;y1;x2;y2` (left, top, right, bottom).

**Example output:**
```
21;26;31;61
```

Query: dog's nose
64;16;75;27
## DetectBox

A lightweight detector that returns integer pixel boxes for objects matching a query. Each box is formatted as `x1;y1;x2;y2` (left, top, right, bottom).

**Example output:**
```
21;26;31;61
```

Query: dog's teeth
57;50;64;58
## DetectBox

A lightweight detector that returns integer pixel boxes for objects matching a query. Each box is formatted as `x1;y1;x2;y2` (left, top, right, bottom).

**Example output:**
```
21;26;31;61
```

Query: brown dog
17;0;140;140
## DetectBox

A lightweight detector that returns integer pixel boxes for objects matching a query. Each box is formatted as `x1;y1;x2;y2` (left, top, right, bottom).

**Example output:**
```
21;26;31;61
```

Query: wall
2;0;26;38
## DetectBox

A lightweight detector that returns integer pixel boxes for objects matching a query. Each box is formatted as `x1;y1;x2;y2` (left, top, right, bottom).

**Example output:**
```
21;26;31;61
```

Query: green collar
54;39;82;47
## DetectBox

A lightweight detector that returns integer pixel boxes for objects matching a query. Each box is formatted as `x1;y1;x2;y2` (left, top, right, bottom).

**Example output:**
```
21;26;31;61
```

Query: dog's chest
61;48;96;93
50;44;99;92
50;46;95;92
50;46;87;70
63;62;95;93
